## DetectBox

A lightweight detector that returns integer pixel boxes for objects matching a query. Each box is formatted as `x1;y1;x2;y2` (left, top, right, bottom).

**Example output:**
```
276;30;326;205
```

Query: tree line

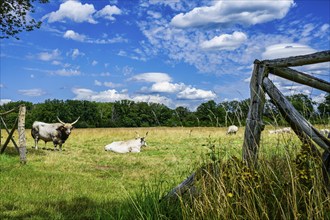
0;93;329;128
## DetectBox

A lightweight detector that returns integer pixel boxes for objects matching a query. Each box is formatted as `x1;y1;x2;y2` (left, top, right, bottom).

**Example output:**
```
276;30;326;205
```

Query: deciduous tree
0;0;49;39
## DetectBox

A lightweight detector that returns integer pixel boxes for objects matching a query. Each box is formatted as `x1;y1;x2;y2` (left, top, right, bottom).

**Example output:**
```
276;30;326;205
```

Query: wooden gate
242;50;330;185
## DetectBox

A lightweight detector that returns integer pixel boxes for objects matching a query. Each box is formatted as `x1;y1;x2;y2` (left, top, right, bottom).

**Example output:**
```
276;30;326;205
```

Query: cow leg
59;144;62;151
34;137;39;150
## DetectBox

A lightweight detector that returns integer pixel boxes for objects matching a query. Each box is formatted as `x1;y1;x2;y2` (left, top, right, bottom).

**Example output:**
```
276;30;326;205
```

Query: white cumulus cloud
171;0;295;28
262;43;316;59
72;88;129;102
131;72;172;83
177;87;216;100
95;5;122;21
64;30;87;42
200;31;247;50
151;81;185;93
45;0;97;23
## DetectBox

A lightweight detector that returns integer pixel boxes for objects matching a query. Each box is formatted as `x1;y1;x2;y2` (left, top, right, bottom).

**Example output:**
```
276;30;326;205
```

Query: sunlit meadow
1;126;329;219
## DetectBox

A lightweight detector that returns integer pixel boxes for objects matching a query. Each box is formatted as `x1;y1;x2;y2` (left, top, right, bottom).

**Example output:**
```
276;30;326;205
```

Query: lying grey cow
31;117;80;151
104;132;148;153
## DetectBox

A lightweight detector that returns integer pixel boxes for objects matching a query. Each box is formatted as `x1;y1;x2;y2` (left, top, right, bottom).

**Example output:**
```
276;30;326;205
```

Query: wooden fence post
18;105;27;164
242;61;267;168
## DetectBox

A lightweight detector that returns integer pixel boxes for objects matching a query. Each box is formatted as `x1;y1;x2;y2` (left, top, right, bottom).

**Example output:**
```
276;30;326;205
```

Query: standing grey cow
31;117;80;151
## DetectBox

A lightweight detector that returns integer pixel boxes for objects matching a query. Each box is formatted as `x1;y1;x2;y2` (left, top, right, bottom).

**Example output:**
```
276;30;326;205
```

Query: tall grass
122;129;330;220
1;127;329;219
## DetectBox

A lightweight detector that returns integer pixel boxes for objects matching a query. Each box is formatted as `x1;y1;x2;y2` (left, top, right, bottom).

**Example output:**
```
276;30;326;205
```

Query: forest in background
0;93;329;128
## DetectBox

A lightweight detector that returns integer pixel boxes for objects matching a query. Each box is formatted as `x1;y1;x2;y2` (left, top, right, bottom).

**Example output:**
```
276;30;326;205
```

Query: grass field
1;127;329;219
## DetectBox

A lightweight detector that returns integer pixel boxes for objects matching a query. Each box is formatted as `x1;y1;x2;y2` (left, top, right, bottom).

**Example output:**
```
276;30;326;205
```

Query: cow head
57;116;80;135
140;131;148;147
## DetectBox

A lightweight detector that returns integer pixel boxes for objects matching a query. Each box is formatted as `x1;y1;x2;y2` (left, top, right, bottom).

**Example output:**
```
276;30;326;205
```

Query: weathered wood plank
263;77;330;152
0;116;19;151
18;105;27;164
270;67;330;93
242;63;267;167
161;172;196;201
263;50;330;67
0;118;18;154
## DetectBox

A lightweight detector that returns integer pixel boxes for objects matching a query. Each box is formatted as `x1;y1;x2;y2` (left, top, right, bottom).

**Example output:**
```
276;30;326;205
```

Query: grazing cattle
269;127;292;134
104;132;148;153
31;117;80;151
227;125;238;135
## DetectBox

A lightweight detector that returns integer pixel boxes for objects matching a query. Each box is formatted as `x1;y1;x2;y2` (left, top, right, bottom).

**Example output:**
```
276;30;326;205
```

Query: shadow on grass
0;193;182;220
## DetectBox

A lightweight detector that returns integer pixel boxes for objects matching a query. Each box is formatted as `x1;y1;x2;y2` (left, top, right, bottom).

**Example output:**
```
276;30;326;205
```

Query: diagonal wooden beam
263;77;330;152
269;67;330;93
0;117;19;154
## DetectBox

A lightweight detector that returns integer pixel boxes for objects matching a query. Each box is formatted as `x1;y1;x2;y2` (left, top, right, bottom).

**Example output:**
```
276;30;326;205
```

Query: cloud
177;87;216;100
91;60;98;66
132;94;173;107
52;68;81;76
314;23;330;38
262;43;316;59
44;1;123;24
171;0;295;28
63;30;127;44
103;82;123;88
200;31;247;50
37;49;61;61
94;80;102;86
130;72;172;83
295;62;330;76
151;81;185;93
18;89;46;97
64;30;87;42
69;48;85;59
94;80;123;88
45;0;97;23
95;5;122;21
72;88;171;106
72;88;130;102
0;99;11;105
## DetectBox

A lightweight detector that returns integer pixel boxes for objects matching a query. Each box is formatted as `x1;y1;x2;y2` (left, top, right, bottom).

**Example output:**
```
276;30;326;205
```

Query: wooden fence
242;50;330;185
0;105;27;164
162;50;330;201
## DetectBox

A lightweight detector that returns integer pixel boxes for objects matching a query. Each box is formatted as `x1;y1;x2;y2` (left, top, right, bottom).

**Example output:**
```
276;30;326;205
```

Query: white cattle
269;127;292;134
227;125;238;135
104;132;148;153
31;117;80;151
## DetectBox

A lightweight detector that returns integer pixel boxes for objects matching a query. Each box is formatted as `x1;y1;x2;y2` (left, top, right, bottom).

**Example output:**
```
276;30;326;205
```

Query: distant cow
31;117;80;151
269;127;292;134
104;132;148;153
227;125;238;135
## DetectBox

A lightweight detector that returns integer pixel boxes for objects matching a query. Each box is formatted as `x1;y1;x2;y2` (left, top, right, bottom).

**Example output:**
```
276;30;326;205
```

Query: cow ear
57;126;64;131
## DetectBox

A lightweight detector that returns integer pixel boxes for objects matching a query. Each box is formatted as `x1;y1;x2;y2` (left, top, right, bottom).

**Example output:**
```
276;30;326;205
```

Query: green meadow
1;127;329;219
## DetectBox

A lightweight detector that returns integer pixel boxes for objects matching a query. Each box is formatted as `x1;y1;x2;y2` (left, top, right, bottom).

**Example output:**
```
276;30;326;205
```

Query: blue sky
1;0;329;110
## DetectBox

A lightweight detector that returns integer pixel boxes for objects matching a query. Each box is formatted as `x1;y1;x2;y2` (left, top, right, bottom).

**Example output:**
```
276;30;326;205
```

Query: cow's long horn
57;116;65;125
71;116;80;125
